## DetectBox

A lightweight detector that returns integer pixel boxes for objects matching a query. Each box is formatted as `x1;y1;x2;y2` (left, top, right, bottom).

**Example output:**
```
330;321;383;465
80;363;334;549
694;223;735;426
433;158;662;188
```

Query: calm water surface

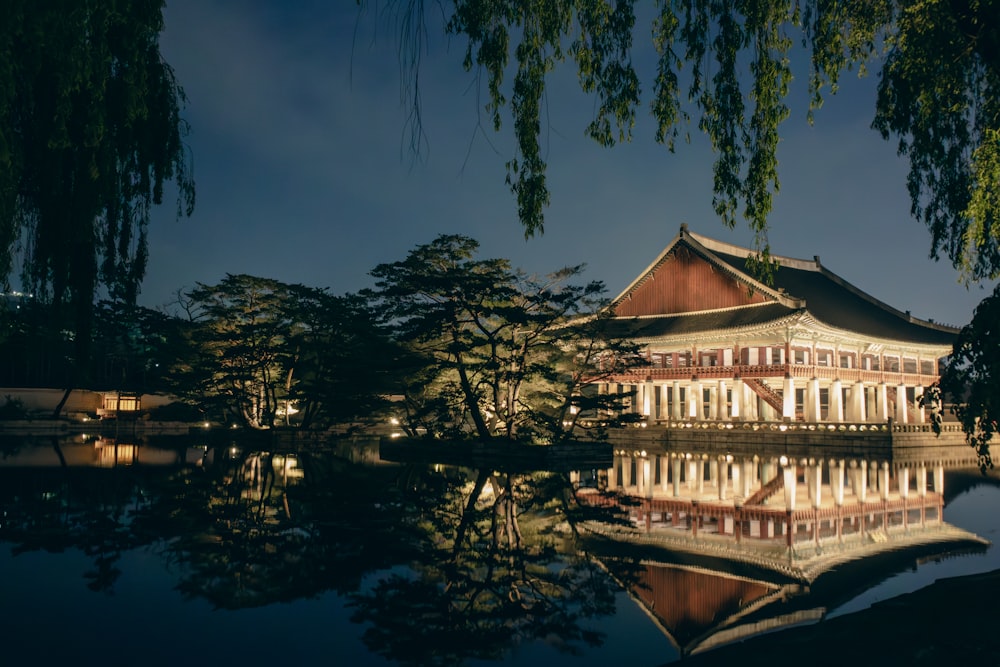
1;435;997;666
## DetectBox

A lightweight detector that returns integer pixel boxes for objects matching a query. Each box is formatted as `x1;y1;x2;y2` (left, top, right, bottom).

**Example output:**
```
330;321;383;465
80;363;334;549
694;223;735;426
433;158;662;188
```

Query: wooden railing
603;363;938;387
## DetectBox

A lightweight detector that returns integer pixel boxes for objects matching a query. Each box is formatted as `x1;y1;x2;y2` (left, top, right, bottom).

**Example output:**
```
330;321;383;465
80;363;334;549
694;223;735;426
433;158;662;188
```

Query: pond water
1;434;997;666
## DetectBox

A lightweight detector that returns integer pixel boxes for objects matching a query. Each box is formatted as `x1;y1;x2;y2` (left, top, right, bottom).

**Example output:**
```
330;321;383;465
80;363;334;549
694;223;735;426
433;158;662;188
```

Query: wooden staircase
745;378;784;414
742;470;785;507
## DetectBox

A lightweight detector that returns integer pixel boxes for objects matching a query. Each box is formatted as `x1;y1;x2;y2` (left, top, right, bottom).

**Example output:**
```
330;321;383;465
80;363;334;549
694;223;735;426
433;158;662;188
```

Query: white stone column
762;460;775;487
718;460;728;500
875;383;889;422
851;381;867;422
732;377;744;420
830;379;844;423
697;459;706;495
811;461;823;509
896;384;909;424
917;464;927;497
899;465;910;499
866;385;876;423
643;458;653;499
934;464;945;495
782;461;797;510
858;460;869;503
717;380;729;420
608;455;619;489
806;378;821;422
643;380;654;417
732;460;742;498
850;460;868;503
782;376;796;421
880;463;890;501
671;381;682;420
708;385;718;420
832;459;845;506
741;459;753;497
672;457;682;497
688;379;702;420
659;384;670;420
687;459;698;490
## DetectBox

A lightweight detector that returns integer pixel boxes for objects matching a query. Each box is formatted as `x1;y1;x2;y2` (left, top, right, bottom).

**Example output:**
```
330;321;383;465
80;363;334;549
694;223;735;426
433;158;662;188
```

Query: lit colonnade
595;226;956;428
593;449;949;546
601;339;941;427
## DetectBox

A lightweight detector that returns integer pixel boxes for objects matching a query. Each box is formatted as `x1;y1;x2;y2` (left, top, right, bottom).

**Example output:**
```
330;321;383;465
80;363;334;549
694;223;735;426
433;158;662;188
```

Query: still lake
1;433;998;666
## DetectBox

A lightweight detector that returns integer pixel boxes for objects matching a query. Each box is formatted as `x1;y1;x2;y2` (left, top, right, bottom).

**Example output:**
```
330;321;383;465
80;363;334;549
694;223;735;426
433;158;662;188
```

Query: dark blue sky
143;1;991;328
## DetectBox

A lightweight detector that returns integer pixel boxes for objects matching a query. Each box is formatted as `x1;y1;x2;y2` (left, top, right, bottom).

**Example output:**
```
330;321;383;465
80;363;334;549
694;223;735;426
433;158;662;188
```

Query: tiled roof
603;303;796;338
712;251;957;346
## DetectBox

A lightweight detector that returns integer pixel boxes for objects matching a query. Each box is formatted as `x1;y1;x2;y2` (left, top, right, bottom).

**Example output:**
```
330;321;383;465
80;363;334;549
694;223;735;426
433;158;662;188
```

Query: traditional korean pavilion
598;224;958;425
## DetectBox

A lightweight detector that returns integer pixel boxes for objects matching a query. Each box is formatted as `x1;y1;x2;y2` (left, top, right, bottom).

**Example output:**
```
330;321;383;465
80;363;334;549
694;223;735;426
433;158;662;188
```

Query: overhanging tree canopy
0;0;194;341
367;0;999;284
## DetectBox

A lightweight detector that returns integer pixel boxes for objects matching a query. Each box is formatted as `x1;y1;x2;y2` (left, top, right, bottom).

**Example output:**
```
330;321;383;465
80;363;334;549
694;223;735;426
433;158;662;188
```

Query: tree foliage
938;282;1000;471
173;274;398;430
368;1;999;284
0;0;194;354
364;234;646;443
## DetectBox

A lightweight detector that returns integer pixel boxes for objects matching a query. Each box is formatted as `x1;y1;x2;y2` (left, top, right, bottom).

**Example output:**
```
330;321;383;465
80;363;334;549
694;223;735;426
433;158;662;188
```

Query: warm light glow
779;455;789;466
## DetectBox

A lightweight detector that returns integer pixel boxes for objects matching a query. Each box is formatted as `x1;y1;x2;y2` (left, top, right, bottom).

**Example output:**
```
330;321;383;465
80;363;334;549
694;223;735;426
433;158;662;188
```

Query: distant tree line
0;235;642;437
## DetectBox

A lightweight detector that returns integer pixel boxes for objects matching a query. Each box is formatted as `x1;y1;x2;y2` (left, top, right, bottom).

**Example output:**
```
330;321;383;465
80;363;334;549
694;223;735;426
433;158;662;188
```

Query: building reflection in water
569;441;990;657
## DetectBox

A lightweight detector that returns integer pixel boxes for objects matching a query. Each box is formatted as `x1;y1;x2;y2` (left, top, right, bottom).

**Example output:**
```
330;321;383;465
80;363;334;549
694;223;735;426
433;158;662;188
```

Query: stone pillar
880;462;890;501
915;385;925;424
806;377;821;422
672;457;682;497
660;456;670;492
782;376;796;421
858;460;868;503
917;464;927;497
708;385;718;420
671;381;682;420
896;384;909;424
732;377;744;420
875;383;889;422
762;460;775;487
832;459;845;506
811;461;823;509
718;460;728;500
741;459;753;498
851;381;867;423
732;460;742;499
782;462;797;510
608;455;619;489
830;379;844;423
643;458;654;499
687;459;698;490
688;379;702;420
717;380;729;420
659;384;670;420
697;459;706;495
934;464;945;495
899;466;910;500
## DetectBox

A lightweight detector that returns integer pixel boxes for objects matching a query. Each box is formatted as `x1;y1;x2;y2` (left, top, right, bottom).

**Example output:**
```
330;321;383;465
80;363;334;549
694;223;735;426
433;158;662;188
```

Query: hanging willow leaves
0;0;194;364
365;0;1000;287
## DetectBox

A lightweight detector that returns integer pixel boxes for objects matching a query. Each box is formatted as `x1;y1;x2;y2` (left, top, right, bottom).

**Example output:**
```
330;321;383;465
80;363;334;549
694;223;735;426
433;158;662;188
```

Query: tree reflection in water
0;439;640;663
350;468;634;665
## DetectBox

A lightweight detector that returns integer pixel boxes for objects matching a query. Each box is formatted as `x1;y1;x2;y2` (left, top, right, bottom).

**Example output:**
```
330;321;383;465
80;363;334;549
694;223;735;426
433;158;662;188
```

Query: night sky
143;1;991;328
